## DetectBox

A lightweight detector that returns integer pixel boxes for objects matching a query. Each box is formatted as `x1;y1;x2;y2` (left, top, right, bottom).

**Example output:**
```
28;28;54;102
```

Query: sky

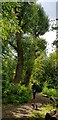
41;2;56;19
37;0;57;3
37;1;56;55
56;1;58;19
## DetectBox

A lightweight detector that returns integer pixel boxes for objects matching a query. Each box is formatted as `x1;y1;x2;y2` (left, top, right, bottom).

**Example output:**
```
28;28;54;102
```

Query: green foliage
2;53;17;82
42;81;58;97
2;1;58;105
32;50;58;90
44;51;58;89
22;34;35;71
2;2;49;39
31;51;46;84
2;2;49;84
2;82;32;104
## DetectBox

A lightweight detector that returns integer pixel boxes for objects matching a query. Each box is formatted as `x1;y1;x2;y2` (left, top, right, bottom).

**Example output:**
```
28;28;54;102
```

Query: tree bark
24;68;32;86
24;47;35;86
14;32;23;83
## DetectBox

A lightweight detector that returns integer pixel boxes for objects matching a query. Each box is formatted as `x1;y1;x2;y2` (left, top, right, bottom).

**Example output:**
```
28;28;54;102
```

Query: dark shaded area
2;117;44;120
45;110;58;120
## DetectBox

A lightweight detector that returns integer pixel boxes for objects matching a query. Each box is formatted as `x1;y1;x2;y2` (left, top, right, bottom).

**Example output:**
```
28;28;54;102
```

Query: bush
2;81;32;104
42;81;58;97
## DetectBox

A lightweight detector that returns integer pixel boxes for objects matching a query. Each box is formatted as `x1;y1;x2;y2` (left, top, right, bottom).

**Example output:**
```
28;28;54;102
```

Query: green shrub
42;81;58;97
2;81;32;104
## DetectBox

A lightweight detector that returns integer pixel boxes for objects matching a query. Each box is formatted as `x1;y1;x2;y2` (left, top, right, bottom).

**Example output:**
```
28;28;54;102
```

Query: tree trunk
24;68;32;86
14;32;23;83
24;39;35;86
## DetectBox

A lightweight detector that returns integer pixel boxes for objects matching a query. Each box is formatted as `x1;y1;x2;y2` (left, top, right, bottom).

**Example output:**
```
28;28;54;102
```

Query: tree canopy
2;2;49;84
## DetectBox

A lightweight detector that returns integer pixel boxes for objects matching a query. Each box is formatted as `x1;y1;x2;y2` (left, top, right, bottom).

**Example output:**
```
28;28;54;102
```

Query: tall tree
2;2;49;84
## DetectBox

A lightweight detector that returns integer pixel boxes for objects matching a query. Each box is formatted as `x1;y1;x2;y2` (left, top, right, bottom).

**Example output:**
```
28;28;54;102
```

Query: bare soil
2;93;51;119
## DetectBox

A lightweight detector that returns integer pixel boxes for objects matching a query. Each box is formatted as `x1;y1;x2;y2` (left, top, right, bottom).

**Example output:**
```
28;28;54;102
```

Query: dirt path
2;93;51;119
